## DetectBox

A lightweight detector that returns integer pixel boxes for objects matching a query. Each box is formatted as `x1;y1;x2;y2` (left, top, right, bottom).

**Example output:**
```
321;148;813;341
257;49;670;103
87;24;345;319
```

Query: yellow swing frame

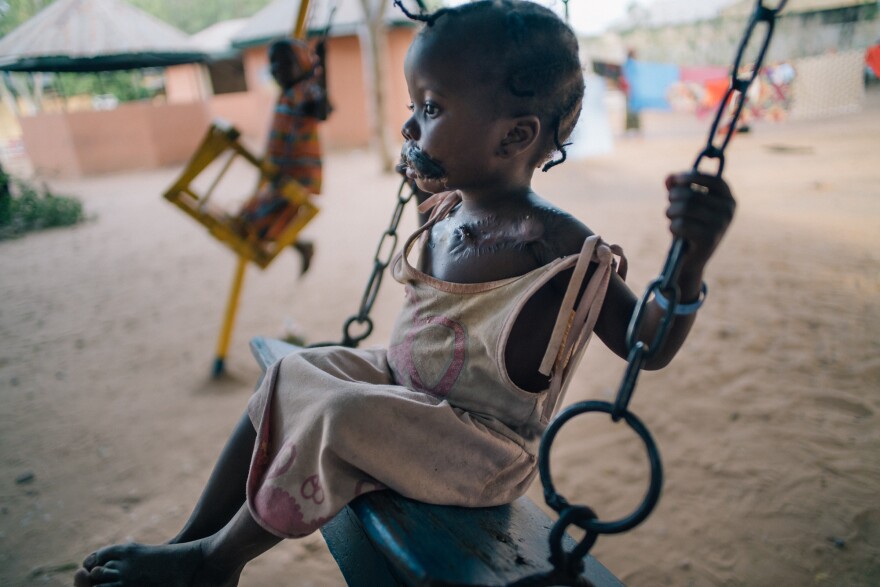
162;0;317;376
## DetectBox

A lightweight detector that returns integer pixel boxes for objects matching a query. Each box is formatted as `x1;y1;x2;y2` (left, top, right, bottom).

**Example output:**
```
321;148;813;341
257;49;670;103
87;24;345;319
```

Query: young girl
236;38;325;273
74;2;734;585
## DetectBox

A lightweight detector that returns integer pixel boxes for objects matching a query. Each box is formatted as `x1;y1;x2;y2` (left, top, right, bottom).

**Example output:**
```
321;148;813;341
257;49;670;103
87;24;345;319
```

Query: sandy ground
1;92;879;586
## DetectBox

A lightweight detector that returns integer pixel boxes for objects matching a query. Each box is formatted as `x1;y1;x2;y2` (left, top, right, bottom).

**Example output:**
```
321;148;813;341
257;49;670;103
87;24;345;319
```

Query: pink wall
195;28;417;150
18;110;81;176
322;34;370;148
209;90;275;143
19;28;418;177
165;64;206;103
20;101;211;177
386;28;415;147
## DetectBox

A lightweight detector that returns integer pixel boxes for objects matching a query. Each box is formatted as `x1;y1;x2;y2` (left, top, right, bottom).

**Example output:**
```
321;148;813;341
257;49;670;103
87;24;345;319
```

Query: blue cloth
623;59;681;112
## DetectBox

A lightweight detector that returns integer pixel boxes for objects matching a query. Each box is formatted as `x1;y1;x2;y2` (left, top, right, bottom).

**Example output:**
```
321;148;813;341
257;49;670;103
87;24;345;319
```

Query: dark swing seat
251;337;623;586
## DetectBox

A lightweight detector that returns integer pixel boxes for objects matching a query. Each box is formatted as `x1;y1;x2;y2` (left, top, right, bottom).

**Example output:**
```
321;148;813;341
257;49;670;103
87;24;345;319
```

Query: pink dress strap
537;236;626;422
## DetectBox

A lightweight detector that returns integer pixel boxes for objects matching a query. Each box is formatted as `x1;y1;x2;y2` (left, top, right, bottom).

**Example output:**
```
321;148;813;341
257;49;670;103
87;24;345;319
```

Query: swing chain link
337;178;415;347
536;0;788;579
694;0;789;176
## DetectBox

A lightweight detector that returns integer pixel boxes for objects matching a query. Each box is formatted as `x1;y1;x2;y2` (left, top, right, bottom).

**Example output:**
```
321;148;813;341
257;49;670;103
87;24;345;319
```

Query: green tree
0;0;50;37
128;0;274;34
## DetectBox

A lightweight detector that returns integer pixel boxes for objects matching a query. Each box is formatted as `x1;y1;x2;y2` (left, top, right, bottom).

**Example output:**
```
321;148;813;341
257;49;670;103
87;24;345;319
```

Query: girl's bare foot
72;541;242;587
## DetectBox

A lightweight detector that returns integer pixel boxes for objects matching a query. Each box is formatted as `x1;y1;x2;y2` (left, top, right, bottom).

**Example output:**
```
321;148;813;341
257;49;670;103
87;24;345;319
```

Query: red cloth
703;78;731;110
866;45;880;78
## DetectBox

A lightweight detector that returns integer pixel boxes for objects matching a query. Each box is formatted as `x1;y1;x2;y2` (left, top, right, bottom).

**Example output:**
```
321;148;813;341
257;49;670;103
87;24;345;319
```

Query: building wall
165;27;417;151
18;110;81;176
209;90;275;144
19;101;210;177
19;26;417;177
165;64;209;103
587;6;879;67
319;34;371;148
386;27;415;146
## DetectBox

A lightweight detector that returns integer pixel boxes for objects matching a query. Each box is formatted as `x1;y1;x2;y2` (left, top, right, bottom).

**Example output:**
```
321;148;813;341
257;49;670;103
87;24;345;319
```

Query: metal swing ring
342;315;374;347
548;505;599;574
538;401;663;535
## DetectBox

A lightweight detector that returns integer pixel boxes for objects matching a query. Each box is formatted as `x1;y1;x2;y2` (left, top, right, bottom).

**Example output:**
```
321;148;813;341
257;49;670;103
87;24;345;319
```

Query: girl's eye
424;102;439;117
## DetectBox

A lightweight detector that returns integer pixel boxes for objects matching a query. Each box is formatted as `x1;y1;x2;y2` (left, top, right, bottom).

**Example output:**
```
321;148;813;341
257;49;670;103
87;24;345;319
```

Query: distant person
237;38;327;274
620;48;642;136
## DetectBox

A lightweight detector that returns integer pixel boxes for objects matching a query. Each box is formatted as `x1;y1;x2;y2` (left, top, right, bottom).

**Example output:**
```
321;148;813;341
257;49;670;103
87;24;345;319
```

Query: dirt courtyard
1;94;879;586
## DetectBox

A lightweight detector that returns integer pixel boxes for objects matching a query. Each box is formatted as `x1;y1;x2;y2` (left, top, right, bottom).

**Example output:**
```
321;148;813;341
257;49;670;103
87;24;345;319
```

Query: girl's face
401;36;510;195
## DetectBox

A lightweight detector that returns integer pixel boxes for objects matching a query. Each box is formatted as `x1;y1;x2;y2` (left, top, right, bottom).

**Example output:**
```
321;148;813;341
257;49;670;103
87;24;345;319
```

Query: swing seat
251;337;623;587
163;120;319;269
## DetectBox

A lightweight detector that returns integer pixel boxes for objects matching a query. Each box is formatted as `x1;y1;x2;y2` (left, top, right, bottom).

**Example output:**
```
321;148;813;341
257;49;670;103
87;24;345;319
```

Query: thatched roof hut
0;0;205;72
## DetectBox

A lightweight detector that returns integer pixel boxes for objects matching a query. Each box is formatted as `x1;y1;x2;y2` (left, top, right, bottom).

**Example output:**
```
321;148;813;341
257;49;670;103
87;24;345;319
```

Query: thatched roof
190;19;249;58
0;0;206;72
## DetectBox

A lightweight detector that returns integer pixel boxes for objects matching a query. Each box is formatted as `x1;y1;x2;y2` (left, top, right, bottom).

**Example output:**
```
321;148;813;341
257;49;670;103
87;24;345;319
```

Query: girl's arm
594;172;735;369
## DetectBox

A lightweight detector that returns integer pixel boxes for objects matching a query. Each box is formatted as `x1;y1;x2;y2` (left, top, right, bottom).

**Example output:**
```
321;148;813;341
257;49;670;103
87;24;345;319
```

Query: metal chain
311;178;414;348
694;0;789;176
533;1;789;581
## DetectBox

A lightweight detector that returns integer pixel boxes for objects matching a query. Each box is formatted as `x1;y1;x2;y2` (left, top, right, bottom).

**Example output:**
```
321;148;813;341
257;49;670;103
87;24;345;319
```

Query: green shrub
0;171;85;239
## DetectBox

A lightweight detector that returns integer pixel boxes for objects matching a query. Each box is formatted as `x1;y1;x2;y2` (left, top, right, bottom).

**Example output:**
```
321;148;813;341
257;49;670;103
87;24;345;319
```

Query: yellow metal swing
162;0;318;376
163;121;319;269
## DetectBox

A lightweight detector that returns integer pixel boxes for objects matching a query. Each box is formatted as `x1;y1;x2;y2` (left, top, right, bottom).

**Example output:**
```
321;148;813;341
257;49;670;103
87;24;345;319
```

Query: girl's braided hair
395;0;584;171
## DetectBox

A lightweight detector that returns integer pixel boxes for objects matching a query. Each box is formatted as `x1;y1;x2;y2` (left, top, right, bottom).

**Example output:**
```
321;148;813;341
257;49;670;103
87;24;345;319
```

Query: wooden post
358;0;395;172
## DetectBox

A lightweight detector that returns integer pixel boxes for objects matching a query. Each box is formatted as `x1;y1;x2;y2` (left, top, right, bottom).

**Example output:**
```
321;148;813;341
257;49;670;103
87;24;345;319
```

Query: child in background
237;38;325;274
74;2;734;585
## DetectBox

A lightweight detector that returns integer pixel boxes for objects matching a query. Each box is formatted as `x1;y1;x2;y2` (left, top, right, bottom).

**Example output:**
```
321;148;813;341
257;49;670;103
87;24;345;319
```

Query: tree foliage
126;0;274;34
0;0;49;37
0;164;86;239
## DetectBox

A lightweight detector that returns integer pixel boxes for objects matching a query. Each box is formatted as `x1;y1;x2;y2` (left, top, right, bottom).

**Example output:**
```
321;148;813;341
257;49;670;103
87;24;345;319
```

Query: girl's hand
665;172;736;273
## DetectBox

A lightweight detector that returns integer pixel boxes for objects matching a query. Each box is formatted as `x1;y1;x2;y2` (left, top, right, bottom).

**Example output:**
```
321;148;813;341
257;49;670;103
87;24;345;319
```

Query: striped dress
237;81;323;241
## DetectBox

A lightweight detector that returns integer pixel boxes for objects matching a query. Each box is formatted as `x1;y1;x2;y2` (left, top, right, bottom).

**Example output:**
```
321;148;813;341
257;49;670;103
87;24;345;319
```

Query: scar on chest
453;214;545;246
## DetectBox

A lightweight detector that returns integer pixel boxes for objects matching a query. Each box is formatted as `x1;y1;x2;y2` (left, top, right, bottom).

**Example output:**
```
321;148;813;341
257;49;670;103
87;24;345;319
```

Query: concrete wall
209;90;275;143
165;64;209;104
20;101;210;177
586;8;880;67
165;27;417;151
18;26;416;177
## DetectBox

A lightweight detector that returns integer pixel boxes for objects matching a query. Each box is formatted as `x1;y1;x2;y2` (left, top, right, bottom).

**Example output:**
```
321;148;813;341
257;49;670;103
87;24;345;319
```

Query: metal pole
213;256;248;377
292;0;312;38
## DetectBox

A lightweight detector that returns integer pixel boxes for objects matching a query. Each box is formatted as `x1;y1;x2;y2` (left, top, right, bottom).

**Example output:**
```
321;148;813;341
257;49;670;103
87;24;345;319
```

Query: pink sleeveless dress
245;191;625;538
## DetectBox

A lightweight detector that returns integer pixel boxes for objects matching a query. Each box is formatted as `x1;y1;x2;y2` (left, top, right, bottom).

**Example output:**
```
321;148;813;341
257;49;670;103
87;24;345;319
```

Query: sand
1;93;878;586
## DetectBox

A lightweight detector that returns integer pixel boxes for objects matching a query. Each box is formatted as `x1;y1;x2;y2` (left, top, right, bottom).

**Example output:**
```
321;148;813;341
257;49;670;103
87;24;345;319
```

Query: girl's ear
497;115;541;158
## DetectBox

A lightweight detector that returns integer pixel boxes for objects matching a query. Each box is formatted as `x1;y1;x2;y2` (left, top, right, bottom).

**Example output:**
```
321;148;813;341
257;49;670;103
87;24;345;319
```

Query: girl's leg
169;411;256;544
74;504;282;587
